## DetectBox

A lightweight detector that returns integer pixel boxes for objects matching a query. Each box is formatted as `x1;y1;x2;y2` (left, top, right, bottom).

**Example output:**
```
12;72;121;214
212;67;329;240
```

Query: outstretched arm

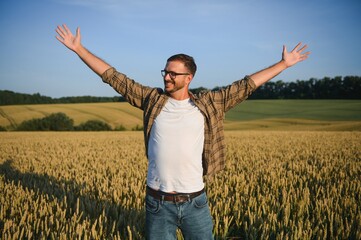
55;24;111;77
250;43;310;88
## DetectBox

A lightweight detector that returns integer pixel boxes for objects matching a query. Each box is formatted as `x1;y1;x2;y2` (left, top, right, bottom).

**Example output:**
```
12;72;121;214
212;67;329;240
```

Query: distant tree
0;90;126;105
16;112;74;131
190;87;208;94
75;120;112;131
56;96;125;103
114;125;127;131
0;90;53;105
44;113;74;130
17;118;48;131
342;76;361;99
132;125;143;131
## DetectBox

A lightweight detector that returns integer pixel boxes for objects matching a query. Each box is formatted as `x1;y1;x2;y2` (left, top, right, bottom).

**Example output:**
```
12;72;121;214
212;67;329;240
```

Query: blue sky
0;0;360;98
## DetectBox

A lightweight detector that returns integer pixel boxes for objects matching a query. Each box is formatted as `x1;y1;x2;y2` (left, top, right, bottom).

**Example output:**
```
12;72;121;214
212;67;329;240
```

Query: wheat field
1;131;360;239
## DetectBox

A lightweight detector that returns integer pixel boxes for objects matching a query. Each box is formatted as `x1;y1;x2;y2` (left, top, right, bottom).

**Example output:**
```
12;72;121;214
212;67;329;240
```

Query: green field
1;100;360;131
224;100;361;131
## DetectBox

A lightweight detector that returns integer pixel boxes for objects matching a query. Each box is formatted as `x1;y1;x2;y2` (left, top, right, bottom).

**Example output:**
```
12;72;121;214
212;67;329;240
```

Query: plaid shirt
102;67;256;177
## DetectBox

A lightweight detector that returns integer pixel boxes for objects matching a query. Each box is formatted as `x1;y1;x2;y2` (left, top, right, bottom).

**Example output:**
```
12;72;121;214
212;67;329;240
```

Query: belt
146;186;204;203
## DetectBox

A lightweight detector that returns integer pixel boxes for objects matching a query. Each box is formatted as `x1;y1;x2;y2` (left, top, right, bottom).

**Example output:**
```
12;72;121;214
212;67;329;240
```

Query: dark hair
167;54;197;76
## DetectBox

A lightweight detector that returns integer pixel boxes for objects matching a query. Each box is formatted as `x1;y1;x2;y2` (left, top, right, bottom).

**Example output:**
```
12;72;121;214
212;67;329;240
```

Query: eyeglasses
161;70;190;79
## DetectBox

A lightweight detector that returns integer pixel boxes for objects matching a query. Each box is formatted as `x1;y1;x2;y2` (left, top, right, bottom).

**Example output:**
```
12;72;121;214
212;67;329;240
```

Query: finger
300;54;309;61
302;51;311;59
282;45;288;60
298;44;308;53
55;35;64;43
56;27;65;38
76;27;81;37
300;51;311;60
63;24;71;34
291;42;302;52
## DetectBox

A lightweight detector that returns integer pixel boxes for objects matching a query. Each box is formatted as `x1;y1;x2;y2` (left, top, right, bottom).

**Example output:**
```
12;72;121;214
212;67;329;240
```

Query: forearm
75;45;111;77
250;60;288;88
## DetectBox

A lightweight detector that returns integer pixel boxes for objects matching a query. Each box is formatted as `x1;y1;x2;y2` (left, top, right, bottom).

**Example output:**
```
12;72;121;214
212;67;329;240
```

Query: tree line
249;76;360;99
194;76;361;99
1;76;360;105
0;91;125;105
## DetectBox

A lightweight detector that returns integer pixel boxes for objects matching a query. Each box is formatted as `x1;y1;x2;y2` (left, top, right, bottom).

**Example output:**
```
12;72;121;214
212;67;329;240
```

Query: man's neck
168;90;190;101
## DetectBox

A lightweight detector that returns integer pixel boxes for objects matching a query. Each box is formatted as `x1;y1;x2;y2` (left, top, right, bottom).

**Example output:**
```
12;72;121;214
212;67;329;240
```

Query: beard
164;79;187;94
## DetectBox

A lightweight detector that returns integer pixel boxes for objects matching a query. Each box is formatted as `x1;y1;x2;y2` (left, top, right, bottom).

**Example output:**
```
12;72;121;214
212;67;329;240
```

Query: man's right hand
56;24;81;53
55;24;111;77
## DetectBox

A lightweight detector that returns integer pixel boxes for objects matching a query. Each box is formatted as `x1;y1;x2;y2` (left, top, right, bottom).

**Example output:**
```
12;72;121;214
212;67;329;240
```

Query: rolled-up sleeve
244;75;257;91
101;67;153;109
101;67;115;83
207;75;257;112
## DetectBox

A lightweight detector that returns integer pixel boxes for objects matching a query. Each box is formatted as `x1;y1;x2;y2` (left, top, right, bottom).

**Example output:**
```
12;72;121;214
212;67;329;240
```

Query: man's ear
186;74;193;84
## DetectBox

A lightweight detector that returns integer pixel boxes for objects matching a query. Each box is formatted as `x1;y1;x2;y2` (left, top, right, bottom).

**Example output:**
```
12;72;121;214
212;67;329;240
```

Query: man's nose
164;72;172;80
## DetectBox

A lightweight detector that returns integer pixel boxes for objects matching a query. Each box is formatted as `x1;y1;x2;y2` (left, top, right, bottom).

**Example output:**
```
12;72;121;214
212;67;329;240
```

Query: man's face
163;61;192;94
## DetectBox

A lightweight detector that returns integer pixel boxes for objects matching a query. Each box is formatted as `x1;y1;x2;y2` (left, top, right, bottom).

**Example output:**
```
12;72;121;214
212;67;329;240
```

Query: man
56;24;310;239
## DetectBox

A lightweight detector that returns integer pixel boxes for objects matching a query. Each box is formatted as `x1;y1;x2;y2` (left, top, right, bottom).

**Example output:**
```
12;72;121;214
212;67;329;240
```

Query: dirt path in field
0;109;17;128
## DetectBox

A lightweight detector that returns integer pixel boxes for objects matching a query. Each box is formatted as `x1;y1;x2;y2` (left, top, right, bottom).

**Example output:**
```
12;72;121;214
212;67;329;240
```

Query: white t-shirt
147;98;205;193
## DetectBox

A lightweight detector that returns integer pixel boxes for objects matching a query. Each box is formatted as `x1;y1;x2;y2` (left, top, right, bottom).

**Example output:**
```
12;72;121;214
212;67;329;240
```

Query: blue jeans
145;192;214;239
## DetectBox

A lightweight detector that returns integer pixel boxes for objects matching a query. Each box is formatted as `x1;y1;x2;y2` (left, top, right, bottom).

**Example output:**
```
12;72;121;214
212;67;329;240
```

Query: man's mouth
164;80;174;87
